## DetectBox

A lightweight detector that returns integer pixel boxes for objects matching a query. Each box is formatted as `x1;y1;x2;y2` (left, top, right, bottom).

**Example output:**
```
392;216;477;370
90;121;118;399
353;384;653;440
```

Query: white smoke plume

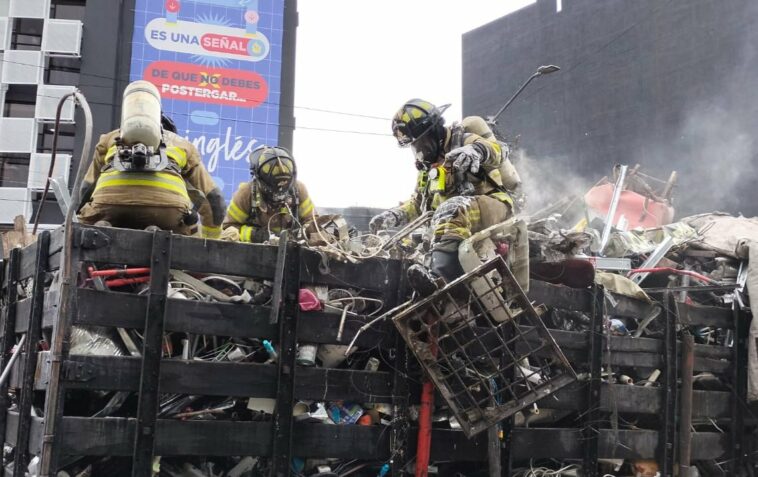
641;4;758;218
514;148;595;215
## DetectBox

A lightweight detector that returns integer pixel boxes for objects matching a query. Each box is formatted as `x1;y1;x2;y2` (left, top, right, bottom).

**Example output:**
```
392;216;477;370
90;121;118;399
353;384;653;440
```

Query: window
38;122;75;153
0;154;29;187
51;2;85;21
10;18;43;50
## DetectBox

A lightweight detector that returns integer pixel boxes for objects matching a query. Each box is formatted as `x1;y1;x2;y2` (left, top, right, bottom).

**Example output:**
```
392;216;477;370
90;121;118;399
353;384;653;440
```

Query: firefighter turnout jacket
391;129;513;243
78;130;225;238
222;180;315;243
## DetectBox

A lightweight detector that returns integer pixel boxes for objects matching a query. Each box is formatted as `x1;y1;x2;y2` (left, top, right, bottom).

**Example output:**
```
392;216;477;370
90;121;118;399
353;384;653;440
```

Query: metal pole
599;165;628;254
679;333;695;477
487;65;560;125
488;73;540;125
39;91;94;476
32;93;76;235
487;425;501;477
0;335;25;388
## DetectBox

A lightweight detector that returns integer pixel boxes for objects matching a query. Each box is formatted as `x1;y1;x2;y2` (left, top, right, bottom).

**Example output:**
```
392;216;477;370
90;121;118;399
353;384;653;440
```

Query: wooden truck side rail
0;223;745;476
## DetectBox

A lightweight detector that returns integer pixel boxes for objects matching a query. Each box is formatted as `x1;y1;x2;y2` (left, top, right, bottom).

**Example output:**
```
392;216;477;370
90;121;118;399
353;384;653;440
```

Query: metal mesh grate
393;256;577;437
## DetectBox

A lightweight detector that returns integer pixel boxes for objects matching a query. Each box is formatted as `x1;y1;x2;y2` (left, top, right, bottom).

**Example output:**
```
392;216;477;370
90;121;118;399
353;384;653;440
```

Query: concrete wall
463;0;758;217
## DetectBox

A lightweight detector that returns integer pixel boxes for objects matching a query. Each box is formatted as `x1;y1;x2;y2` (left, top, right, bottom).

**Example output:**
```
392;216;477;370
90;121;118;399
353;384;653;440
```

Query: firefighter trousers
78;202;193;235
431;194;511;250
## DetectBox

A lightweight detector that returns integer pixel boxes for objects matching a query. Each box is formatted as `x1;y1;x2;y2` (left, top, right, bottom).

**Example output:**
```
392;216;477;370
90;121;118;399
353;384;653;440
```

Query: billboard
129;0;285;200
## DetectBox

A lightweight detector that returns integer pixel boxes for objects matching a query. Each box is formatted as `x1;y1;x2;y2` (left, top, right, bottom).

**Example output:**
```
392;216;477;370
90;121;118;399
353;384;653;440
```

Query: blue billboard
129;0;285;200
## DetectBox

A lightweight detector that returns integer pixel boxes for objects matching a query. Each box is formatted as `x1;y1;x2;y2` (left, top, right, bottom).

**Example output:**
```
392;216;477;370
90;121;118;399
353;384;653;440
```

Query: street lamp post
487;64;561;126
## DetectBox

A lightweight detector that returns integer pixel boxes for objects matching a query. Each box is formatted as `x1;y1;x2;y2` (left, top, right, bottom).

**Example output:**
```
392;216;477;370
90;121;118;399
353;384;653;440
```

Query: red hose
416;380;435;477
416;321;438;477
105;276;151;287
627;267;718;284
88;267;151;278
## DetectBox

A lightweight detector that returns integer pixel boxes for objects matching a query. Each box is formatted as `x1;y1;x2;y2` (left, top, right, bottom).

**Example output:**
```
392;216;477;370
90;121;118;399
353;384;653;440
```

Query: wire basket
393;256;577;437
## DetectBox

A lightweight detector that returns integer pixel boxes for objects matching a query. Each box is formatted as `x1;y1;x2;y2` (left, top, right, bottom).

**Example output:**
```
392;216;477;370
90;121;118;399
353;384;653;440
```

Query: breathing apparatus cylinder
120;81;162;148
461;116;522;191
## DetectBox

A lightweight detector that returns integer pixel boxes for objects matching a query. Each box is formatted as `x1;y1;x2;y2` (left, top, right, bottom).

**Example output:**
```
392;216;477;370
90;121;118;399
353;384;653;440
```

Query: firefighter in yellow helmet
370;99;514;293
77;82;225;237
221;145;316;243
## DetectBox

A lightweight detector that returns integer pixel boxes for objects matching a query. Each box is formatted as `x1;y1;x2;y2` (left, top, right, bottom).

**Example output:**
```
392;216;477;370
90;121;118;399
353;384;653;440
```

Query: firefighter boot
407;241;464;297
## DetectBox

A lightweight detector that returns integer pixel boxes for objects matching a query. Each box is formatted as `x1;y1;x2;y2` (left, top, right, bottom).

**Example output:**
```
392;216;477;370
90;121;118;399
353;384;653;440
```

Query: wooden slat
294;366;394;402
677;301;734;328
58;418;387;459
13;292;58;334
54;416;726;461
50;355;394;403
298;310;394;347
14;226;63;280
75;224;280;279
41;355;730;417
541;382;731;418
75;288;276;339
528;280;592;312
509;429;726;460
73;224;402;291
74;288;387;346
17;241;38;282
299;248;403;291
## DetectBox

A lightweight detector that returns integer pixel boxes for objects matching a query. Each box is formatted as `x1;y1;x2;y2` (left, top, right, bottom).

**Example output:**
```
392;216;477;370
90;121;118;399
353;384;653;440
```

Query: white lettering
186;127;258;173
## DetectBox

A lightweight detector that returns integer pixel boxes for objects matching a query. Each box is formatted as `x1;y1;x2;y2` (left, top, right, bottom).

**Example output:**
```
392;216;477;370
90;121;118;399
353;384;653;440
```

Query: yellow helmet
391;99;449;147
250;145;296;203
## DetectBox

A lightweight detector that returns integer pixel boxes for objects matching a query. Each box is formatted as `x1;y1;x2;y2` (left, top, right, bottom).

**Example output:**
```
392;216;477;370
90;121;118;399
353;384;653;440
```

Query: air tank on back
461;116;521;191
120;80;162;148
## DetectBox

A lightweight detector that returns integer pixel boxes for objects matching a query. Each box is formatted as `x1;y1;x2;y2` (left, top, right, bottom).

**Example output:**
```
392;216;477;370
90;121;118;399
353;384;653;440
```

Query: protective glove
369;210;398;234
446;144;483;176
220;226;241;242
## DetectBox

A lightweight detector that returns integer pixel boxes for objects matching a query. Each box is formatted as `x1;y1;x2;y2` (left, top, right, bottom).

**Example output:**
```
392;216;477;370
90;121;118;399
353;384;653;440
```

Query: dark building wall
463;0;758;217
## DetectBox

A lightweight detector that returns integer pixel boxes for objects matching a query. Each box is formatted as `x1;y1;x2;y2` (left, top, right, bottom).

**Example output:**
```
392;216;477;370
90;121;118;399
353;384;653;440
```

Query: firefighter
221;145;316;243
370;99;514;292
77;83;225;238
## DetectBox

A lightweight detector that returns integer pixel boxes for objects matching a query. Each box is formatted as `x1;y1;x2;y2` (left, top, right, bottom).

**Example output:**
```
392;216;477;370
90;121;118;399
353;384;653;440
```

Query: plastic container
296;343;318;366
120;80;162;148
298;288;322;311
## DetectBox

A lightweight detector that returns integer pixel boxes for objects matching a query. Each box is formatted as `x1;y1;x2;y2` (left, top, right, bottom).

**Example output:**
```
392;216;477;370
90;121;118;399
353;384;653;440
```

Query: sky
292;0;536;209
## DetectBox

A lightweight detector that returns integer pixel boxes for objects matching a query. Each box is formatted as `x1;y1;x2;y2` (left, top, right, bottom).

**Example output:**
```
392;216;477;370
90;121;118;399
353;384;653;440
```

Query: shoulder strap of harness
249;180;259;223
450;122;465;150
455;121;510;196
291;183;301;220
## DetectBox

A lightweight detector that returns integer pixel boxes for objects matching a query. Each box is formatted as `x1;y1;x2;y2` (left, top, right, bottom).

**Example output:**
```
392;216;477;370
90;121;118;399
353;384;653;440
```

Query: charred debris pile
1;164;756;477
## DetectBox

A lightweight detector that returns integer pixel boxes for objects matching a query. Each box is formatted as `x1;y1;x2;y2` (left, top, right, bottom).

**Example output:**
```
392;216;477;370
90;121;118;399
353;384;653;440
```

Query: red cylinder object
415;380;435;477
105;276;151;288
357;414;372;426
585;183;674;229
88;267;151;278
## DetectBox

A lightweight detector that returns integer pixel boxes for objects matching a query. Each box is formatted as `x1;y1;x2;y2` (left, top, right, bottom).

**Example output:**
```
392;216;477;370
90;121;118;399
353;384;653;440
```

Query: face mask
412;133;440;165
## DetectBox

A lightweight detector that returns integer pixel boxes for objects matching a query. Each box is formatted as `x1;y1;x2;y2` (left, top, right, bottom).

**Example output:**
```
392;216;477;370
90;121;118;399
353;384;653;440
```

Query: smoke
514;148;594;214
667;102;756;216
641;3;758;218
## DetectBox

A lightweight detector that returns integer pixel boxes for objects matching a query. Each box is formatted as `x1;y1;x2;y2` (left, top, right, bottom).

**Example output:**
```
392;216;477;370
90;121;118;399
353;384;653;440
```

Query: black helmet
391;99;449;147
161;113;177;133
250;145;296;203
